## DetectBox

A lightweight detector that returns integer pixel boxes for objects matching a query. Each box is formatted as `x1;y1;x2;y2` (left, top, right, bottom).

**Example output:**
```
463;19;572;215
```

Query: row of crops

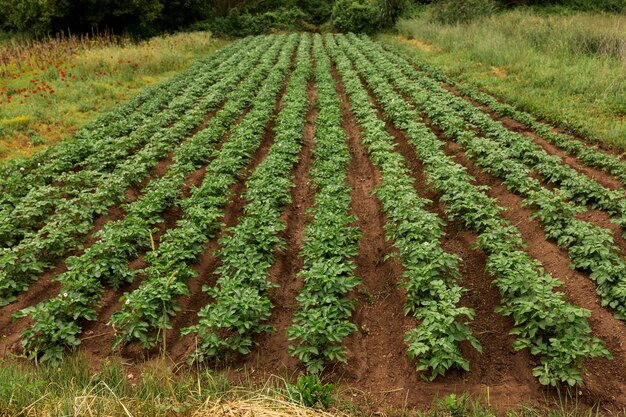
2;33;626;389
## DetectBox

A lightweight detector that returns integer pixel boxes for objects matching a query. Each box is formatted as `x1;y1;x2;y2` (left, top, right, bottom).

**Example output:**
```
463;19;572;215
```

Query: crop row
286;34;361;374
336;34;610;386
0;36;278;308
380;42;626;187
182;34;313;362
0;37;260;248
327;35;482;380
14;35;296;362
353;35;626;322
108;34;302;350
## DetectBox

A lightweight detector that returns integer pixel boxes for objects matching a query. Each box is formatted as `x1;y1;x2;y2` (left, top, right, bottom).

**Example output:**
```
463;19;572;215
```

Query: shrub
201;7;311;37
300;0;336;24
331;0;380;32
431;0;499;24
378;0;407;27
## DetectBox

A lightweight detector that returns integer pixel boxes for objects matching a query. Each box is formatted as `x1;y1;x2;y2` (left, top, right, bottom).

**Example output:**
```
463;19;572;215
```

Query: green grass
0;354;231;416
382;8;626;150
0;31;228;164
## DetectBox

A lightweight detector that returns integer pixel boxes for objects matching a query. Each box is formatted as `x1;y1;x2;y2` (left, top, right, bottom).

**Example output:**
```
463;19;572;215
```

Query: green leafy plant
287;34;361;375
286;375;335;409
0;37;271;308
184;34;313;363
14;35;292;361
109;35;299;350
326;33;481;380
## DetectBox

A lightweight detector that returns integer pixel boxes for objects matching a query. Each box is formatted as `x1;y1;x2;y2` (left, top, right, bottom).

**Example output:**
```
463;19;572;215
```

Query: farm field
3;32;626;414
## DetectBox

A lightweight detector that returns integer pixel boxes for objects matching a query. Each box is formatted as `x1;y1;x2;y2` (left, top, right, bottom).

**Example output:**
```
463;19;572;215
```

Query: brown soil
166;68;297;365
332;61;420;410
400;71;626;259
81;101;282;365
0;96;231;361
77;47;302;366
443;93;626;256
390;66;626;409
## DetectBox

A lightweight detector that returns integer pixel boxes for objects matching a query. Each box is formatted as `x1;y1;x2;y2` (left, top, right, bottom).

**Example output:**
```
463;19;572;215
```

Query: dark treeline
0;0;624;37
0;0;211;36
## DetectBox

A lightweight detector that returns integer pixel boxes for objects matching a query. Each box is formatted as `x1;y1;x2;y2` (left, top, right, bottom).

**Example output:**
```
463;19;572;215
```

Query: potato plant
108;34;300;350
1;33;622;391
353;35;626;322
14;35;291;362
0;37;276;307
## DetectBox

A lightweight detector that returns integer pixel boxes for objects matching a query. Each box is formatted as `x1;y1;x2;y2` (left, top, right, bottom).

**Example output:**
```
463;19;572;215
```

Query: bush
378;0;407;27
331;0;380;32
0;0;208;36
431;0;499;24
0;0;66;34
203;7;312;37
300;0;336;24
559;0;626;12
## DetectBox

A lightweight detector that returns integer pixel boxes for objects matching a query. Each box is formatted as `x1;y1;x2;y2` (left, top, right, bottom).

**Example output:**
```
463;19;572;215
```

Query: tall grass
0;354;227;416
389;9;626;149
0;31;226;164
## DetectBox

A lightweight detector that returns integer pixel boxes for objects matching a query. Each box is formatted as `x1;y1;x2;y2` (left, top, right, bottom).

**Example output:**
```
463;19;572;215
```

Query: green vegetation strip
354;35;626;322
326;34;480;380
183;34;312;362
108;34;301;350
286;34;361;374
335;34;610;386
14;35;295;363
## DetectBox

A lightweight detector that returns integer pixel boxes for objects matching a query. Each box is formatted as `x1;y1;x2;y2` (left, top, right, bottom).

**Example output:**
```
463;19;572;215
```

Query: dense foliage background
0;0;624;36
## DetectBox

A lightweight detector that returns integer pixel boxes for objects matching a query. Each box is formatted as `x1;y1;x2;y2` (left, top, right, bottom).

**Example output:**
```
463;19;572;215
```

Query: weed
286;375;335;409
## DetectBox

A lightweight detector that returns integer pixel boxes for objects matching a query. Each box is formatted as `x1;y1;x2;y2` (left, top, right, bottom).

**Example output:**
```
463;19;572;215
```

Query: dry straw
192;393;347;417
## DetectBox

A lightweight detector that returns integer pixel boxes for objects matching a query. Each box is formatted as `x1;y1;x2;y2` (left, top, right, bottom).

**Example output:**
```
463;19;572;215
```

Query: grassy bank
382;9;626;150
0;31;226;164
0;354;611;416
